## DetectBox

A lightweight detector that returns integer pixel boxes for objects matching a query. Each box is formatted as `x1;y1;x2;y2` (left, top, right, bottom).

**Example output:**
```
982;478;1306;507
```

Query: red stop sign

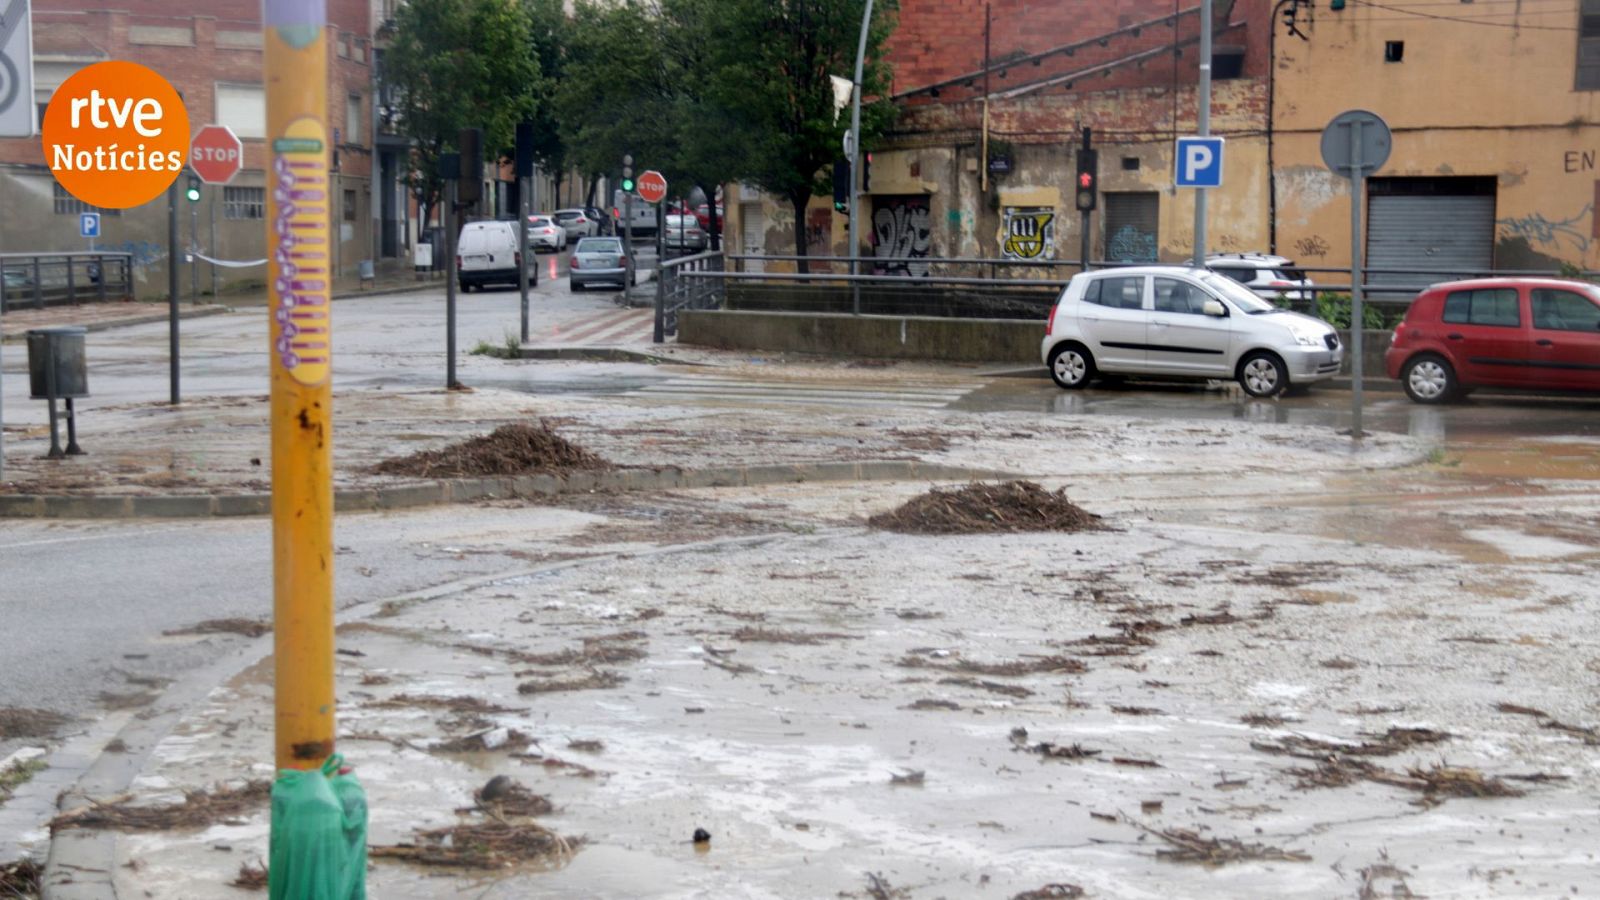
190;125;243;184
637;170;668;204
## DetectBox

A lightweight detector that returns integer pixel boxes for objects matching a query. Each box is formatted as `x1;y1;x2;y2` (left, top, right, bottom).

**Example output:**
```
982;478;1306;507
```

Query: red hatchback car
1385;278;1600;403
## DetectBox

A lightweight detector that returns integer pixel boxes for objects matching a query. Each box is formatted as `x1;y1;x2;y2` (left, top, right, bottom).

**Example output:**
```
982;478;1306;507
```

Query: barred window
52;182;120;217
1580;0;1600;89
224;186;266;220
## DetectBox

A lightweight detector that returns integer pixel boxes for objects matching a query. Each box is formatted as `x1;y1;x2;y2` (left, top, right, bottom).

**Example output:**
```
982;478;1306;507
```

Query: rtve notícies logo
42;60;191;210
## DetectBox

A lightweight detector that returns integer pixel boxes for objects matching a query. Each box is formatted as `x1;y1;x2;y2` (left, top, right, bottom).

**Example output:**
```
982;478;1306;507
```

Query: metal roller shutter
740;201;765;273
1103;192;1160;263
1367;179;1495;294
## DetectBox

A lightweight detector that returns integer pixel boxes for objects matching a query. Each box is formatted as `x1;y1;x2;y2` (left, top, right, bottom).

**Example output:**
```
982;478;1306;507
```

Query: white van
457;220;537;292
611;189;658;236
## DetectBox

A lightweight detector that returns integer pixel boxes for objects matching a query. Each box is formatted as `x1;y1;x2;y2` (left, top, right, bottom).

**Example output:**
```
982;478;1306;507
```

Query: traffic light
832;156;851;212
185;175;201;203
863;152;872;192
622;154;635;193
621;174;635;192
1074;149;1098;212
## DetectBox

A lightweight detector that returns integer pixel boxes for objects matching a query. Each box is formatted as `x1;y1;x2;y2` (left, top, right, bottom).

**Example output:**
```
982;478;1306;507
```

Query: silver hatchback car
1041;266;1343;397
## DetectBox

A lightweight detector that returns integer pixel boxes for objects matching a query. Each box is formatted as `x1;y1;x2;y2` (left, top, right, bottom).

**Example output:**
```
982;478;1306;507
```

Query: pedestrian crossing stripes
532;308;655;346
623;374;976;411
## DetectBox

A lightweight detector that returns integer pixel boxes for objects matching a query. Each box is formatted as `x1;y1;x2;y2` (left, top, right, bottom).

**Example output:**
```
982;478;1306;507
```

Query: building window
224;186;266;220
52;182;120;217
344;189;357;221
216;83;266;139
1384;41;1404;63
1580;0;1600;89
345;93;362;145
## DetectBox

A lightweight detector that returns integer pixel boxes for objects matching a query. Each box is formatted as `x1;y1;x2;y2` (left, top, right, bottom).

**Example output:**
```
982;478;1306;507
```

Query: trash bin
27;326;89;399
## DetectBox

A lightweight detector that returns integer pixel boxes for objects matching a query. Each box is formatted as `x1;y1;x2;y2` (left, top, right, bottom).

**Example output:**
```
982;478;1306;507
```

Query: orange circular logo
41;61;189;210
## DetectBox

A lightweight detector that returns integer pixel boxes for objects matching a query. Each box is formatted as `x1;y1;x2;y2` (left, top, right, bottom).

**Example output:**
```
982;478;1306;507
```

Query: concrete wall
680;308;1392;376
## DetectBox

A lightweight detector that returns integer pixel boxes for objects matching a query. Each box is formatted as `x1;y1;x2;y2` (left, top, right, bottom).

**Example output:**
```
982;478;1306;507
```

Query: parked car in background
1385;277;1600;403
569;236;629;292
694;203;724;234
525;214;567;252
457;220;536;292
1041;265;1342;398
1206;253;1315;301
584;206;613;235
663;214;708;252
553;208;599;240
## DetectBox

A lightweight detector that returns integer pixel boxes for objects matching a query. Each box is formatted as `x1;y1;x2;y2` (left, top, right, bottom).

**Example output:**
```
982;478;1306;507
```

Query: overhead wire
1354;0;1580;31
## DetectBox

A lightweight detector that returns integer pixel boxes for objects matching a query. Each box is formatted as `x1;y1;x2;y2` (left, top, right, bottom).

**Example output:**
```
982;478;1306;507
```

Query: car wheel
1402;354;1457;404
1048;343;1095;390
1238;351;1288;398
459;281;471;293
571;282;583;293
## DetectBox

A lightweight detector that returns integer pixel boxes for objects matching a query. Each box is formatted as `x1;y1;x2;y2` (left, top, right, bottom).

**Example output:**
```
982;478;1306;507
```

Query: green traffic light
185;177;201;202
622;178;635;192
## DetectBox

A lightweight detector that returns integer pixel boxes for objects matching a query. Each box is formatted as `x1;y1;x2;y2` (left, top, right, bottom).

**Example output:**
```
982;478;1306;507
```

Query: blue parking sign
1174;137;1224;188
79;212;100;238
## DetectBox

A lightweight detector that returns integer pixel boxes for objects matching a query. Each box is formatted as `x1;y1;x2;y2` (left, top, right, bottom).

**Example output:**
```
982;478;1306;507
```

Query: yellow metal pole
265;0;335;771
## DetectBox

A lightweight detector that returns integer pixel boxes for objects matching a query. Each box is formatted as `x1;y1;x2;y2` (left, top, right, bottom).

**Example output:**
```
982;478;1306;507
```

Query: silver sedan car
569;236;628;292
1040;266;1342;398
663;214;707;253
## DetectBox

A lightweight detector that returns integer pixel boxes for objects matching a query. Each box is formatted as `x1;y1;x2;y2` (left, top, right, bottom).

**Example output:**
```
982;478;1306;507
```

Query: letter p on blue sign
79;212;101;238
1175;137;1224;188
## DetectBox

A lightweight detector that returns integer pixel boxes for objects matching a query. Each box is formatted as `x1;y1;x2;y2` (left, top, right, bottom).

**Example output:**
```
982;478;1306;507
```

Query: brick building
0;0;377;298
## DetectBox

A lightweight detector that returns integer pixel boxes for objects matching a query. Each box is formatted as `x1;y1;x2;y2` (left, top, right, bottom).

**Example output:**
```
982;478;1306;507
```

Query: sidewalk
1;272;444;341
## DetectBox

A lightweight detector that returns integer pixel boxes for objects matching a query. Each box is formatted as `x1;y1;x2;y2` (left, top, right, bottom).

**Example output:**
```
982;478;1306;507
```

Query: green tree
554;1;676;198
383;0;539;226
705;0;897;271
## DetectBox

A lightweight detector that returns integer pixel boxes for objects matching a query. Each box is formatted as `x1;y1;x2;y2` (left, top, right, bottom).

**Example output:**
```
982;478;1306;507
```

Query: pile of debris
49;780;270;832
867;481;1104;535
371;777;577;869
372;422;610;479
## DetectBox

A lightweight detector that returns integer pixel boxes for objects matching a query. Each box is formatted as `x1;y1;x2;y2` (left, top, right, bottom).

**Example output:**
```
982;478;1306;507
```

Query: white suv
1205;253;1315;301
1041;266;1343;398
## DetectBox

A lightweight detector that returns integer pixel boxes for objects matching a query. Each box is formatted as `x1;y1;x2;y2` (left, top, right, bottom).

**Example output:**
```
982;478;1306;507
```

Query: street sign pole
1320;108;1390;441
1349;119;1366;438
168;174;180;404
446;178;458;389
1193;0;1212;267
518;174;529;345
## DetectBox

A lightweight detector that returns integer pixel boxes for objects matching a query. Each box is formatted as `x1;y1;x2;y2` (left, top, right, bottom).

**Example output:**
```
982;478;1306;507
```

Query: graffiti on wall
872;196;932;277
1001;207;1056;260
1107;224;1157;263
1293;235;1330;259
1497;204;1594;255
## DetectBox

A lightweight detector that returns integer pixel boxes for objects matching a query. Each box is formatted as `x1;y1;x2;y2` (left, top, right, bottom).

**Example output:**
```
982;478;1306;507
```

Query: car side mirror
1203;299;1227;317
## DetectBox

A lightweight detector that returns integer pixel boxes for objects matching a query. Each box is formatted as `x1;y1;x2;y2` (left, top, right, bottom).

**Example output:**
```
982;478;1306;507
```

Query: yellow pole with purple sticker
264;3;366;897
265;0;335;772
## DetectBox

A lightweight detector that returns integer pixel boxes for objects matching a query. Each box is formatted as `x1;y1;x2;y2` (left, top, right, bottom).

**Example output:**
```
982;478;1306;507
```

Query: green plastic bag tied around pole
269;754;368;900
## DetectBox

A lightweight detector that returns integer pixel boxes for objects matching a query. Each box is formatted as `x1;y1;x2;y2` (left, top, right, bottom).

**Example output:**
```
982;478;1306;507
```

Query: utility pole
847;0;875;315
1193;0;1212;266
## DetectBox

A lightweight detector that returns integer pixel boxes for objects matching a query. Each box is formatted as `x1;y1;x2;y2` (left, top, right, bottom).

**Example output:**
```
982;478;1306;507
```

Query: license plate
464;254;488;264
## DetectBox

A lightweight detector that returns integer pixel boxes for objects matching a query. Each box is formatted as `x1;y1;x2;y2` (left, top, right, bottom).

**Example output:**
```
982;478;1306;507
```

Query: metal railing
0;252;136;312
655;253;1600;340
654;250;726;341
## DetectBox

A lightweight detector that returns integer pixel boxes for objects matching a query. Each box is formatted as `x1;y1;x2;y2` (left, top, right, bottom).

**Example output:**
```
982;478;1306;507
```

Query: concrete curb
515;346;692;365
1;461;1014;520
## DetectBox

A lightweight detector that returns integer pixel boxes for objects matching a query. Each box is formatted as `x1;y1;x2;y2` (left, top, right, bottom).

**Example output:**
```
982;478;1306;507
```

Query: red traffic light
1078;172;1094;189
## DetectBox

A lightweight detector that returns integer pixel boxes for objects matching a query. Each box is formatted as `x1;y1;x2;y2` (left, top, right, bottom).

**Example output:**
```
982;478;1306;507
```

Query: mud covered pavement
72;418;1600;899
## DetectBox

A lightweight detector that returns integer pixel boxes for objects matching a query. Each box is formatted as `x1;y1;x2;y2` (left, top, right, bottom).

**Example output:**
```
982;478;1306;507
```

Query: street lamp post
847;0;875;316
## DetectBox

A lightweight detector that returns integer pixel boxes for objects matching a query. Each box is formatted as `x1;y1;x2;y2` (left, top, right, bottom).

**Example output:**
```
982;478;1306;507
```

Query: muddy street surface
30;427;1599;898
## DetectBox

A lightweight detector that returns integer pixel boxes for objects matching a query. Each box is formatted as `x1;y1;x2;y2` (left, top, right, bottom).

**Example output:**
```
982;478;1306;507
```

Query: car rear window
1443;288;1520;327
1275;268;1307;282
554;212;577;221
1531;288;1600;332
